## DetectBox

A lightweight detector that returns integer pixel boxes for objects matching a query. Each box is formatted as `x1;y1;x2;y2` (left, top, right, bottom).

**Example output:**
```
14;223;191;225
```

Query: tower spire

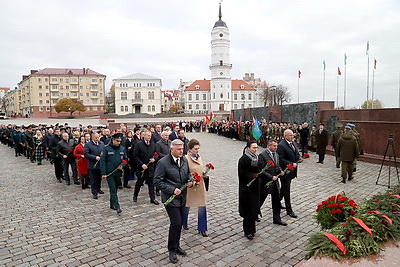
219;1;222;20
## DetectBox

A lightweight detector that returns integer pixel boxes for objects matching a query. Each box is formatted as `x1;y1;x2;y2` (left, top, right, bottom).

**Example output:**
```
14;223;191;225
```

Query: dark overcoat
315;129;329;155
337;132;359;162
277;140;301;180
238;154;260;220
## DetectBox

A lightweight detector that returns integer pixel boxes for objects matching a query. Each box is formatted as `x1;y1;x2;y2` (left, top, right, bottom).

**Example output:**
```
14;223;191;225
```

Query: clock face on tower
219;33;223;37
220;72;223;75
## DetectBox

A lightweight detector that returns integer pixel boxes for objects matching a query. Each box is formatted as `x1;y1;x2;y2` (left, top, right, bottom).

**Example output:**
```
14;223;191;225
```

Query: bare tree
260;84;291;106
105;83;115;113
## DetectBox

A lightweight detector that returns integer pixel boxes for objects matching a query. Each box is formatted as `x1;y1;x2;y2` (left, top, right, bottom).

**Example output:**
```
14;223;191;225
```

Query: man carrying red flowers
100;133;128;214
258;139;287;226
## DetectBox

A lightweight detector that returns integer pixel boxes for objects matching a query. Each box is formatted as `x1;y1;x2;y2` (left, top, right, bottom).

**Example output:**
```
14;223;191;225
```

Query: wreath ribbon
324;233;346;255
352;217;373;236
368;211;393;225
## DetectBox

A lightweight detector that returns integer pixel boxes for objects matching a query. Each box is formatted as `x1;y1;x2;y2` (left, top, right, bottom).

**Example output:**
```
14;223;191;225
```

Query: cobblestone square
0;131;396;266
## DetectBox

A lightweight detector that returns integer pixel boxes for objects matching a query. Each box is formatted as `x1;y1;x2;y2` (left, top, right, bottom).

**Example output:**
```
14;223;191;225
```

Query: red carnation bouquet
103;158;128;178
164;172;202;206
303;152;310;159
247;160;275;187
315;193;358;229
204;163;215;175
141;152;159;177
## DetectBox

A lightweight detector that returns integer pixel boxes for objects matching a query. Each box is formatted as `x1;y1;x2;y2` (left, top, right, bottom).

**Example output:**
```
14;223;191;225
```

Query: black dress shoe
245;234;254;240
199;231;208;237
74;181;80;185
116;207;122;214
57;178;62;183
348;176;354;180
156;191;160;196
93;195;98;199
273;220;288;226
98;190;104;194
118;186;123;189
133;196;137;202
287;212;298;218
66;182;71;185
150;199;159;205
255;218;260;222
182;226;188;230
124;185;131;189
169;251;178;264
176;247;187;256
341;178;346;183
110;205;116;210
353;168;356;172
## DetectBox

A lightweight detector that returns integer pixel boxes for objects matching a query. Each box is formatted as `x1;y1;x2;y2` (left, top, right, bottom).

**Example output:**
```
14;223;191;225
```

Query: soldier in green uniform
331;123;343;168
100;133;128;214
309;125;317;152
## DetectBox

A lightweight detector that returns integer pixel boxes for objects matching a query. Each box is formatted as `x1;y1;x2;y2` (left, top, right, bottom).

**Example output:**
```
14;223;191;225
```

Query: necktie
290;143;295;152
176;158;180;167
272;152;277;163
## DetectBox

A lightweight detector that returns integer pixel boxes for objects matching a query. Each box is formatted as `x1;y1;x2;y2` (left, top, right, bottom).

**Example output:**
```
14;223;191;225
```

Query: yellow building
17;68;106;118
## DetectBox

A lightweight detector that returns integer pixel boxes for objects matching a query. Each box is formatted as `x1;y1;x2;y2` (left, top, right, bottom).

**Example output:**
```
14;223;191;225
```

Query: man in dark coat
258;139;286;225
24;125;35;162
337;126;359;183
331;124;343;168
298;122;310;157
12;126;23;157
151;124;162;144
155;130;171;197
169;125;180;141
133;130;159;205
315;123;329;163
48;128;63;181
277;129;302;218
154;139;191;264
84;132;105;199
57;133;78;185
177;130;189;155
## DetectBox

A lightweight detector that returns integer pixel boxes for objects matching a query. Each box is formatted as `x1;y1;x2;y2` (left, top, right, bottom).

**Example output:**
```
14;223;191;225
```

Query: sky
1;0;400;108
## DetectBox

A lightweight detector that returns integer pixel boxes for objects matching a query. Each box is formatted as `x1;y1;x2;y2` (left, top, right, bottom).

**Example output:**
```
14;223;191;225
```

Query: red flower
153;152;159;158
350;210;355;215
339;203;345;209
68;149;73;152
192;172;201;183
286;164;294;171
331;210;336;214
375;200;381;203
121;159;128;165
322;200;328;205
333;203;338;208
330;196;336;201
303;153;310;158
327;204;333;208
266;160;275;167
382;220;388;227
336;209;342;214
206;163;215;170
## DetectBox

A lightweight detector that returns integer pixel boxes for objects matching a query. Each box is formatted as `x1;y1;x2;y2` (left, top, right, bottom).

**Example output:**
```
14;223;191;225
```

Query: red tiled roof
0;87;10;91
184;79;255;91
184;80;211;91
31;68;105;76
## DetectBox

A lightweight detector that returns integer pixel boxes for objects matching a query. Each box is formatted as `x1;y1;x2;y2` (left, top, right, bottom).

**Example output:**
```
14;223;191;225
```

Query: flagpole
366;41;370;109
372;67;375;109
344;54;347;108
323;61;326;101
297;77;300;103
336;75;339;108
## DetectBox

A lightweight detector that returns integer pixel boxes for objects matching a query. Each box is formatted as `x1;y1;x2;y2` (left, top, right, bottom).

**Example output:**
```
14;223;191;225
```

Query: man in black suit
258;139;286;225
84;132;105;199
277;129;303;218
154;139;191;263
151;124;162;144
133;130;159;205
169;125;180;141
100;128;111;146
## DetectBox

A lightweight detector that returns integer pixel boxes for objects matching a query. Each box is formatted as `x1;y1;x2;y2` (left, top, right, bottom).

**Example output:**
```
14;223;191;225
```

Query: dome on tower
213;3;227;28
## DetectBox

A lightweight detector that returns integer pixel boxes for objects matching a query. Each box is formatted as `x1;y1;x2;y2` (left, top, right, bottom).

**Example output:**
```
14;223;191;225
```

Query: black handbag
203;175;210;191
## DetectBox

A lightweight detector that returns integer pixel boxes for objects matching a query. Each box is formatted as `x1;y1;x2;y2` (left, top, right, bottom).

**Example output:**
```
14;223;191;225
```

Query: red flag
338;67;341;76
374;59;377;69
298;70;301;78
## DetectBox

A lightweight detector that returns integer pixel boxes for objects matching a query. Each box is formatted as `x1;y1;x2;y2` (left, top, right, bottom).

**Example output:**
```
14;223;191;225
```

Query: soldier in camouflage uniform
331;124;343;168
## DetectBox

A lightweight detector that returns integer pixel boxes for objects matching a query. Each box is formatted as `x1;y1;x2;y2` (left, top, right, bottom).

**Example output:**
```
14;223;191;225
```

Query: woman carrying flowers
182;139;209;237
73;134;90;189
238;140;261;240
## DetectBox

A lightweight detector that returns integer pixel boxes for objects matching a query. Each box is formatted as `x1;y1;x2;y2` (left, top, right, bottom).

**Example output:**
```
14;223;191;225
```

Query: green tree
54;98;86;116
105;83;115;113
361;99;383;109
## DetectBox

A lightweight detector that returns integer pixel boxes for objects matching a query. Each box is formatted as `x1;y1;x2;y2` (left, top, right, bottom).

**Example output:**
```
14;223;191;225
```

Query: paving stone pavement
0;132;397;267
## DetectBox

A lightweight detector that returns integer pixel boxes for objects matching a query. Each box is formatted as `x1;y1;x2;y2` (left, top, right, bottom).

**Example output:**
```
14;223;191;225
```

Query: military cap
112;133;123;141
345;125;351;129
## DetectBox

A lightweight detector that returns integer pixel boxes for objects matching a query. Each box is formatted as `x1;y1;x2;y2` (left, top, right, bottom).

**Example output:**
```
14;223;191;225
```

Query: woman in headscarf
33;130;45;165
238;140;260;240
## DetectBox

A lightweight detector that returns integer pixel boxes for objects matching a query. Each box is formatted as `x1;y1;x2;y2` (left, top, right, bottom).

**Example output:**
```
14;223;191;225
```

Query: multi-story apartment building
16;68;106;118
114;73;162;115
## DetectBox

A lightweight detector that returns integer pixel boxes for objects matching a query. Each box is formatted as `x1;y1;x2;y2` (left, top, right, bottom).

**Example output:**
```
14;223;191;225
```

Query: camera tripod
376;135;399;188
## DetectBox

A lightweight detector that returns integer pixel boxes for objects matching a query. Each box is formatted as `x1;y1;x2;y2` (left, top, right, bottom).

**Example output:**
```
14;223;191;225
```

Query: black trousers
260;181;281;221
280;178;293;213
89;168;102;196
318;154;325;163
134;170;155;201
122;165;130;187
243;218;256;236
53;157;63;180
165;205;185;252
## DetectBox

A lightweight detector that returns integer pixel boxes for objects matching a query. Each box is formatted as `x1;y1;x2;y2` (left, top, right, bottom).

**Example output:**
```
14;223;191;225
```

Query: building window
39;106;44;112
66;78;69;83
38;78;42;82
188;104;192;110
220;93;223;99
234;94;237;100
45;78;48;82
134;92;141;99
248;104;252;108
248;93;252;100
38;85;42;90
46;107;50;111
124;106;128;112
148;91;154;100
93;107;98;111
188;94;192;101
86;93;89;97
39;93;42;97
195;85;200;90
203;94;206;100
71;85;77;89
219;60;223;66
234;104;237;109
91;85;98;89
240;85;245;89
213;93;215;99
195;104;199;110
195;94;199;100
51;78;57;82
66;93;69;97
121;92;127;100
52;85;57;89
39;100;43;104
148;105;151;111
152;105;155;111
120;106;124;112
241;94;245;100
66;86;69;90
59;78;63;82
59;93;63;97
203;104;206;109
60;85;63;90
45;85;49;89
92;79;97;82
46;100;49;104
79;86;83;89
228;92;229;99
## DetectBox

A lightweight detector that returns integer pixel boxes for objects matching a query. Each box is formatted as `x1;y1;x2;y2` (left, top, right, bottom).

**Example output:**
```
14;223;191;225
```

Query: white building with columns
184;3;255;113
114;73;162;115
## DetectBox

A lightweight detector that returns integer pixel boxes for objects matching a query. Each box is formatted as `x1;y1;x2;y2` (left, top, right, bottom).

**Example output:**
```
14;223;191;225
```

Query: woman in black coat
238;140;261;240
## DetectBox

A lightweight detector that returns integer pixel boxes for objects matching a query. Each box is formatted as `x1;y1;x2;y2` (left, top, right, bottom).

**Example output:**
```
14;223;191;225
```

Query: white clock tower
209;2;232;111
